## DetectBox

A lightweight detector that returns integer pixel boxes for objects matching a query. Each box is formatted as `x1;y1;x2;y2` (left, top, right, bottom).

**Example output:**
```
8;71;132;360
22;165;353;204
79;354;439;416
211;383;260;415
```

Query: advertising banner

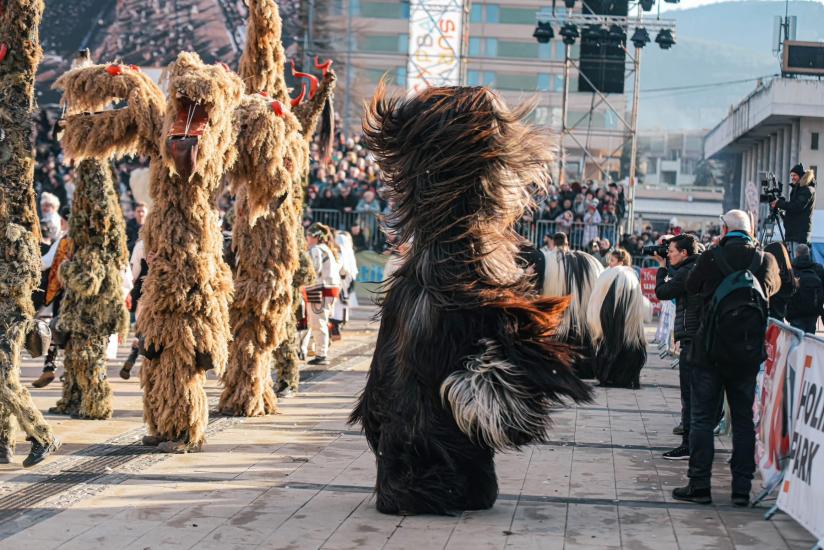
754;322;799;489
407;0;465;93
778;336;824;541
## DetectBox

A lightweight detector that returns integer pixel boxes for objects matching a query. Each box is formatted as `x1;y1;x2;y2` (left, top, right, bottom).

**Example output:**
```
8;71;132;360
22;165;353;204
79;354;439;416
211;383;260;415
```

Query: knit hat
791;163;804;178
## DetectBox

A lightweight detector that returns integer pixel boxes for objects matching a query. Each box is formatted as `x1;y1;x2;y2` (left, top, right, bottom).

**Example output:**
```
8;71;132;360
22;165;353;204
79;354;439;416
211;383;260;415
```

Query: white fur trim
585;266;646;349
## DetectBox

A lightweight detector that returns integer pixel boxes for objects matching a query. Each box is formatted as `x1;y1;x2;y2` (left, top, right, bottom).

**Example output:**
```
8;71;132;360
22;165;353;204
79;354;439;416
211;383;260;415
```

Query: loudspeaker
577;0;628;94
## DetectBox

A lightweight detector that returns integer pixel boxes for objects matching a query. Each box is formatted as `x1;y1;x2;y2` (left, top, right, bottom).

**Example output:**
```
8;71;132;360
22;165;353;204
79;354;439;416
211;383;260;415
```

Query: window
396;66;407;87
359;34;407;53
812;132;820;150
537;73;552;91
467;70;496;86
469;37;481;56
359;1;409;19
485;38;498;56
470;3;483;23
555;41;565;60
538;43;551;60
496;73;539;91
498;40;540;59
486;4;500;23
364;66;407;85
499;7;536;25
554;74;564;92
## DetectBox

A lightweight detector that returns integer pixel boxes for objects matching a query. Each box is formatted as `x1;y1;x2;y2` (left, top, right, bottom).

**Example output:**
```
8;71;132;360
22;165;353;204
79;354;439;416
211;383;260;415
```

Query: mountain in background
638;0;824;130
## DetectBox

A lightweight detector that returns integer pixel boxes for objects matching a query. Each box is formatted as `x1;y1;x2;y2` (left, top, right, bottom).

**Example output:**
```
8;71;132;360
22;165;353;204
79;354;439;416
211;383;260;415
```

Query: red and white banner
778;336;824;541
754;322;798;488
407;0;465;94
639;267;660;314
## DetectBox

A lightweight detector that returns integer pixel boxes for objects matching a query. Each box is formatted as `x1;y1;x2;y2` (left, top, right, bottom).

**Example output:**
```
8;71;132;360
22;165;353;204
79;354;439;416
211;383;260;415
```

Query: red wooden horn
0;43;8;64
290;60;319;100
106;64;123;76
314;56;333;77
290;85;306;108
271;100;285;117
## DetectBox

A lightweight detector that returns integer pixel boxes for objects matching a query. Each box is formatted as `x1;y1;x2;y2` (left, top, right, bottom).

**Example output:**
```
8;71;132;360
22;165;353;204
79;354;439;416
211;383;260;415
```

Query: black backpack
793;267;824;317
703;248;768;367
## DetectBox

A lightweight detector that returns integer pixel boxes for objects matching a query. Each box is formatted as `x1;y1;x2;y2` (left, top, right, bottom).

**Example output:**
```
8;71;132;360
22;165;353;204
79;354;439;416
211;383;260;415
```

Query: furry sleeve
441;298;593;451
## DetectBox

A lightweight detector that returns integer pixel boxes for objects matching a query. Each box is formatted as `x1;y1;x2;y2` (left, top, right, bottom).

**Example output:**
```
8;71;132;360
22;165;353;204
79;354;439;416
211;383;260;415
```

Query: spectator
40;192;61;232
582;202;601;245
676;210;779;507
763;241;797;322
555;210;574;234
785;244;824;333
608;248;632;267
126;202;147;254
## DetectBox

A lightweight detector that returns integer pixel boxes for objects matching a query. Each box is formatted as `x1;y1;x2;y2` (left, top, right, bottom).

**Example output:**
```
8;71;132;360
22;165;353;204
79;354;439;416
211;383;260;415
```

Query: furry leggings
0;367;55;451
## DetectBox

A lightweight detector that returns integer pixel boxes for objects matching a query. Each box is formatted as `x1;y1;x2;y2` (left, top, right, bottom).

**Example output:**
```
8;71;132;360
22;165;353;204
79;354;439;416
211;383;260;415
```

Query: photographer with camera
770;164;816;258
652;234;703;461
671;210;779;506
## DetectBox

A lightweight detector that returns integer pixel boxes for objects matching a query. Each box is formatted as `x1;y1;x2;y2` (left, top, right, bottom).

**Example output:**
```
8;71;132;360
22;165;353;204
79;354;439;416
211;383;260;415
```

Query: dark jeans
788;316;818;334
688;366;757;493
678;340;692;447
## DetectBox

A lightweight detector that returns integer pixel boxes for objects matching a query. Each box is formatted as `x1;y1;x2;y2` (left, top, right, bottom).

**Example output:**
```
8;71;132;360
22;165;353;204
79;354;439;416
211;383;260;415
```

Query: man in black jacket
771;164;815;258
654;234;702;460
674;210;780;507
786;244;824;333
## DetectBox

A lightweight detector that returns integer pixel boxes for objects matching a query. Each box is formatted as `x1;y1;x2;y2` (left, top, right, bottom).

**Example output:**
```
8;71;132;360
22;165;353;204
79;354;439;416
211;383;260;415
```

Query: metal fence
517;220;619;251
305;208;620;253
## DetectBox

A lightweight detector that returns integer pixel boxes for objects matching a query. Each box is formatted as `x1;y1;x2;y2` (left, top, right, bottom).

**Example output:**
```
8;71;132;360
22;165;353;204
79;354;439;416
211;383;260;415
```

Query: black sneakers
672;485;712;504
307;356;329;366
731;492;750;507
662;445;690;460
672;423;684;435
120;346;140;380
0;443;12;464
23;437;61;468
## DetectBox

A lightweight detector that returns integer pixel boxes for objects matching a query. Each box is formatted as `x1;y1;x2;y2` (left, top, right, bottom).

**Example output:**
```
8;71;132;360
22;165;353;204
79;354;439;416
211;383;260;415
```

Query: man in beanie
771;163;816;258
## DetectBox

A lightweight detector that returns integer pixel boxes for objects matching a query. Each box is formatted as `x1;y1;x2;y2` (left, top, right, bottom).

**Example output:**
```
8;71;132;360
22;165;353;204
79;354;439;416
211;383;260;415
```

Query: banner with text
778;336;824;541
755;322;799;489
407;0;465;93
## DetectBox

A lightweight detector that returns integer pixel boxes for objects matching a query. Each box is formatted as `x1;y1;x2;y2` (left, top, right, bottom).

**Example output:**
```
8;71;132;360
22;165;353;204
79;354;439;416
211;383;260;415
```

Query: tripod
758;206;785;245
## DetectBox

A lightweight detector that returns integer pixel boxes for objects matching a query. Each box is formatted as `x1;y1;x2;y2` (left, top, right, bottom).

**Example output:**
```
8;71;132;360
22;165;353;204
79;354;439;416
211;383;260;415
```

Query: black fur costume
350;86;593;515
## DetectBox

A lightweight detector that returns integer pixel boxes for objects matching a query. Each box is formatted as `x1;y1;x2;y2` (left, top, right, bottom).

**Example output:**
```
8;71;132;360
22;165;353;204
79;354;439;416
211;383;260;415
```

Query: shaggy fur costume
350;85;593;515
51;159;129;419
56;53;243;452
219;0;335;416
585;266;647;388
541;249;604;378
0;0;58;451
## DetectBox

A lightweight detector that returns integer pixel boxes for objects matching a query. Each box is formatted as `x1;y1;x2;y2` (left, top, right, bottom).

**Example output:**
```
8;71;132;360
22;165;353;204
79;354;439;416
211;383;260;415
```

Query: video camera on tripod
759;172;783;205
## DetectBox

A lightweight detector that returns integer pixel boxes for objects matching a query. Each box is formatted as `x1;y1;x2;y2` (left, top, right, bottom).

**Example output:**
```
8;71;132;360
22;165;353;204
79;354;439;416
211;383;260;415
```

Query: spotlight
533;21;554;44
607;24;626;45
639;0;655;10
655;28;675;49
564;0;575;8
559;23;579;45
630;27;650;48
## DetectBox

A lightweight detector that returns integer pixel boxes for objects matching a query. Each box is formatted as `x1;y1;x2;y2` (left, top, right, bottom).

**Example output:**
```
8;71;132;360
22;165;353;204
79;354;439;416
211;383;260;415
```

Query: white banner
407;0;464;94
778;336;824;541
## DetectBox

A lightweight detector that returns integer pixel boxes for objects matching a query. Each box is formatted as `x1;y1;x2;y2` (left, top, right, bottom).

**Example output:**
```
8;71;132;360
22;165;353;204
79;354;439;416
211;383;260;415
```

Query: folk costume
350;85;593;515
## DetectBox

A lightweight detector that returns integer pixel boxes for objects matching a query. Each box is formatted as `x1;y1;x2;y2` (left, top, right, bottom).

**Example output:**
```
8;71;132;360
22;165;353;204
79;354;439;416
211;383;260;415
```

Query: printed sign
778;336;824;541
407;0;465;93
639;267;661;315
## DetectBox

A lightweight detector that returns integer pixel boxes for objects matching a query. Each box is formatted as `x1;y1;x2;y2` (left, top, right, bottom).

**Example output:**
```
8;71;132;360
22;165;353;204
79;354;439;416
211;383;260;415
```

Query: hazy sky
658;0;823;12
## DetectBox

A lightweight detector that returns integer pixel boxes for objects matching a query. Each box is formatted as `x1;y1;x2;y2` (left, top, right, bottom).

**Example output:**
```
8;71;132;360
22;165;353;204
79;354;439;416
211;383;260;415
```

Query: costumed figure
541;247;604;378
0;0;61;466
585;266;647;388
50;50;130;419
218;0;335;415
331;229;358;339
300;223;341;365
350;85;593;515
55;52;242;453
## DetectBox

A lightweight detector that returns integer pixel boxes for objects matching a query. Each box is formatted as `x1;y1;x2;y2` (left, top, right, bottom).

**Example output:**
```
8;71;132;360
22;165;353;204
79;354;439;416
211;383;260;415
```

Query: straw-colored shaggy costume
219;0;334;415
56;54;242;452
0;0;59;456
50;158;129;419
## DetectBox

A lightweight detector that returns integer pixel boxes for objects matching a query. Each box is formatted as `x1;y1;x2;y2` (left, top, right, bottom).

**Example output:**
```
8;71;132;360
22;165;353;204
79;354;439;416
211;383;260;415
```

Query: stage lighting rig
655;28;675;49
559;22;579;45
564;0;576;9
630;27;650;48
608;24;626;45
639;0;655;11
533;21;554;43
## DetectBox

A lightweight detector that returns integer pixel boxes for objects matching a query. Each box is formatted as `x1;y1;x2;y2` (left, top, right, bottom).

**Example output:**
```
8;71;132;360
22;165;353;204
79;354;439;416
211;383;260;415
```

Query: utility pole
559;43;570;186
343;0;354;131
626;45;641;236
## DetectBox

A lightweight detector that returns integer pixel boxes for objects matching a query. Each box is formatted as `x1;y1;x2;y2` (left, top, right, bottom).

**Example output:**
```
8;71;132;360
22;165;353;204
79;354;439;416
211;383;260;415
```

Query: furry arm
440;298;593;451
54;65;165;160
294;70;336;140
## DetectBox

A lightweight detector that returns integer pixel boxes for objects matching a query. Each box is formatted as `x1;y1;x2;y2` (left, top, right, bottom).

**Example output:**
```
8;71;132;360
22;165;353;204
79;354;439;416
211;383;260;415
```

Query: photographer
770;164;816;257
653;234;702;461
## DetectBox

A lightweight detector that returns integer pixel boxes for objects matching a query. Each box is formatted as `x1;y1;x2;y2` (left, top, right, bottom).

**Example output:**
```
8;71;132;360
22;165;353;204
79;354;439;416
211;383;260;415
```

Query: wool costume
219;0;335;416
586;266;647;388
0;0;60;464
350;85;593;515
56;53;242;453
541;249;604;378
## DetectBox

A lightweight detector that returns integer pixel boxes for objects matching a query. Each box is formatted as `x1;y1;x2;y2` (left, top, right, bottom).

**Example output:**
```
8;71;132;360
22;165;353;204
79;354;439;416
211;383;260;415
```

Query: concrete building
638;129;705;186
704;77;824;252
328;0;628;181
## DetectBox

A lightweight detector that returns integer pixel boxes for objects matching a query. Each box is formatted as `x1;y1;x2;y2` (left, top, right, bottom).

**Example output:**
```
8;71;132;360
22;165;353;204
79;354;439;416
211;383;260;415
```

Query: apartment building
328;0;629;181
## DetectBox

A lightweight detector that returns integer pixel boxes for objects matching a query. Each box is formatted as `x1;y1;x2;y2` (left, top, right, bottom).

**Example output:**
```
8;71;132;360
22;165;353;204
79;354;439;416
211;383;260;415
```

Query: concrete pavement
0;309;816;549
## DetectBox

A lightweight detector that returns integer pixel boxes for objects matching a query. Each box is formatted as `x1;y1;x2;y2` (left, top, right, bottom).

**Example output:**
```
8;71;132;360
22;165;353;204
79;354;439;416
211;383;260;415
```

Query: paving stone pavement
0;308;816;549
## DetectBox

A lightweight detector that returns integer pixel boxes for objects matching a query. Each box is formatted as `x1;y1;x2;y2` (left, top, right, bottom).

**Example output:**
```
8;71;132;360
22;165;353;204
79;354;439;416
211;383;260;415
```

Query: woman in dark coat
350;85;592;515
764;241;797;321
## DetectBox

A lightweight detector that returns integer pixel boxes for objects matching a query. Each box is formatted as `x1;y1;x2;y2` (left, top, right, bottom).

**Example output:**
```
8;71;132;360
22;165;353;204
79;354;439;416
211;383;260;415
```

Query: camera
642;238;670;257
759;173;783;204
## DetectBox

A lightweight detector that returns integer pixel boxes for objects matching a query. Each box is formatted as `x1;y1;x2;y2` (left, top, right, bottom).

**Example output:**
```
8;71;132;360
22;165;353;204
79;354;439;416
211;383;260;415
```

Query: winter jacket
776;170;815;243
786;255;824;320
654;254;701;342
